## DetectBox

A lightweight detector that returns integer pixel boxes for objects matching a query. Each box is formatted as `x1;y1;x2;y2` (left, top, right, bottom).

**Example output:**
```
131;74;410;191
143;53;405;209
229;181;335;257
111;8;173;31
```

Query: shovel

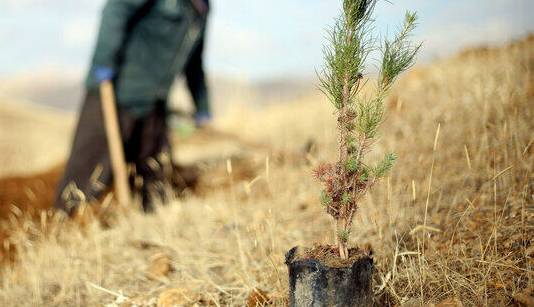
99;80;131;207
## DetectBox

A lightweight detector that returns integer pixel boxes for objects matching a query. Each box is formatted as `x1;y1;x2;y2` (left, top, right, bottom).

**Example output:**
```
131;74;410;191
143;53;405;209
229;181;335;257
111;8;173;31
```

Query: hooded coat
86;0;207;115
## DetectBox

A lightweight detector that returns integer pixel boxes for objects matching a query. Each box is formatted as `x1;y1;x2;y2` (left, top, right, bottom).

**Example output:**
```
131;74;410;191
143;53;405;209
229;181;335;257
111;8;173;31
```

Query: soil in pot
285;245;373;307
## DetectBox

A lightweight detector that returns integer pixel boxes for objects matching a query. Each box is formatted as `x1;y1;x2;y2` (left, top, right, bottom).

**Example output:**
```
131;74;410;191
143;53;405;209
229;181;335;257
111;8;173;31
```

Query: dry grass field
0;35;532;306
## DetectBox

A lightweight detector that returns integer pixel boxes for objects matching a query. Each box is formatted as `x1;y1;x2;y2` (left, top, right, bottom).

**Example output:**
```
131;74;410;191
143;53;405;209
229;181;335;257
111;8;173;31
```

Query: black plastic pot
285;246;374;307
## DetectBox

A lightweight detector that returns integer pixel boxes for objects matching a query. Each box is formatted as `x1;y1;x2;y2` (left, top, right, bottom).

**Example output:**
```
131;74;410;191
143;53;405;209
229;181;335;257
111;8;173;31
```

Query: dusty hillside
0;35;532;306
0;101;73;177
0;71;84;111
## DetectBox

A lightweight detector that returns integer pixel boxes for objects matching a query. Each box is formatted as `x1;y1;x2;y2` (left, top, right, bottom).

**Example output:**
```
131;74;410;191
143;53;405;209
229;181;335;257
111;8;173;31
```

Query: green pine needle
360;167;370;182
337;229;351;243
374;153;397;178
345;157;359;172
379;11;421;90
341;192;353;205
320;190;333;207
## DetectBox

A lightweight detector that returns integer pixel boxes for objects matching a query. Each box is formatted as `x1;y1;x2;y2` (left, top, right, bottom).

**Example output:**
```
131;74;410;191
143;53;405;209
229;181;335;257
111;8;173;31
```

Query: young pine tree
315;0;421;259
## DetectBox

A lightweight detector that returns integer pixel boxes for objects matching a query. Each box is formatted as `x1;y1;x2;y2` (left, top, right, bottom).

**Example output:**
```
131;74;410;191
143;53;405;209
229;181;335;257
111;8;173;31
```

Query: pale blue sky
1;0;533;81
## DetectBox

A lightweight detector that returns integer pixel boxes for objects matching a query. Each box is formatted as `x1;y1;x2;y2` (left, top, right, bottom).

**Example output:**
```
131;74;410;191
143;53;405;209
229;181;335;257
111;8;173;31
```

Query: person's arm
185;37;211;126
91;0;152;78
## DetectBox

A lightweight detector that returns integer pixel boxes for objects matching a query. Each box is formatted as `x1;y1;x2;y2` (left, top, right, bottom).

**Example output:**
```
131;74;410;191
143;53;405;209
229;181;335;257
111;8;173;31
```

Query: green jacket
86;0;207;115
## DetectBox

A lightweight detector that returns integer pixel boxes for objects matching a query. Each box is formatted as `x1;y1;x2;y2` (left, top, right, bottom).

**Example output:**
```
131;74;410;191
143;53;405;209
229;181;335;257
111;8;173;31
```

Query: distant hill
0;69;315;115
0;100;74;176
0;70;84;112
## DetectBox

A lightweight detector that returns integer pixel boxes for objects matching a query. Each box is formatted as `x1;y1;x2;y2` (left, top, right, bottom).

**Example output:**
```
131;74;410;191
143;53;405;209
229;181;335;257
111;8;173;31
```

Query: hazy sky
1;0;533;81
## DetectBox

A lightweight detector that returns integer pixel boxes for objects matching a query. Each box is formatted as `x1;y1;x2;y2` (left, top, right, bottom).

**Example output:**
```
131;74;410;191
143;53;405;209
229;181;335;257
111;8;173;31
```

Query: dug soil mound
0;165;63;261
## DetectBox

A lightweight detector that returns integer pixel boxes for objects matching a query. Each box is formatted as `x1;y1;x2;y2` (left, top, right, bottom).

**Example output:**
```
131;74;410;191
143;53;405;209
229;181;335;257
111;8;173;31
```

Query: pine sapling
315;0;421;259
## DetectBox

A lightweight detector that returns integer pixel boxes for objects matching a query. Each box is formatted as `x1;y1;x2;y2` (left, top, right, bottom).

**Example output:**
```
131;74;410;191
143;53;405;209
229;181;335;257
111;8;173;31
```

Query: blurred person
55;0;211;215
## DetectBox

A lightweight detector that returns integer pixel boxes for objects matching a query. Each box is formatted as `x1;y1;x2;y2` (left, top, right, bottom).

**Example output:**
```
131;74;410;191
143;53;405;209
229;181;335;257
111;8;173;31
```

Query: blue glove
195;111;212;128
94;66;115;83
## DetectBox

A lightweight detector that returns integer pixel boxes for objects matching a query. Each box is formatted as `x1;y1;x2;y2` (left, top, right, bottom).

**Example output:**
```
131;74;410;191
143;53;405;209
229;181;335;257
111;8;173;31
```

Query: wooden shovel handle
99;80;131;207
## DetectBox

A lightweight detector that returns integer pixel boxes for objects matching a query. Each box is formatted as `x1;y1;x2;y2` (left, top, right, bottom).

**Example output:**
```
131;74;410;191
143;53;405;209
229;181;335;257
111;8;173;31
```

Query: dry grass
0;36;533;306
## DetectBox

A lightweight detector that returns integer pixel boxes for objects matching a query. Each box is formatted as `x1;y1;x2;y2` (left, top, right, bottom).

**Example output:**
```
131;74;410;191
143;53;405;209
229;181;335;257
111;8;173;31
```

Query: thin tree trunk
337;218;349;259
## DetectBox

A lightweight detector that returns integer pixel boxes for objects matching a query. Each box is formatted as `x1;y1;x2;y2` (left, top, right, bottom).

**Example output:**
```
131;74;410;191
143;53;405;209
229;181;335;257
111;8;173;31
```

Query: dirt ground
0;127;286;263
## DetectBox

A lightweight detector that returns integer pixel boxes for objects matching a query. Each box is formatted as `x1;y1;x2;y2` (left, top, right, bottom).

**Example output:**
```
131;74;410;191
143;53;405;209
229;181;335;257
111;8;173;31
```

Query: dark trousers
54;90;169;214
